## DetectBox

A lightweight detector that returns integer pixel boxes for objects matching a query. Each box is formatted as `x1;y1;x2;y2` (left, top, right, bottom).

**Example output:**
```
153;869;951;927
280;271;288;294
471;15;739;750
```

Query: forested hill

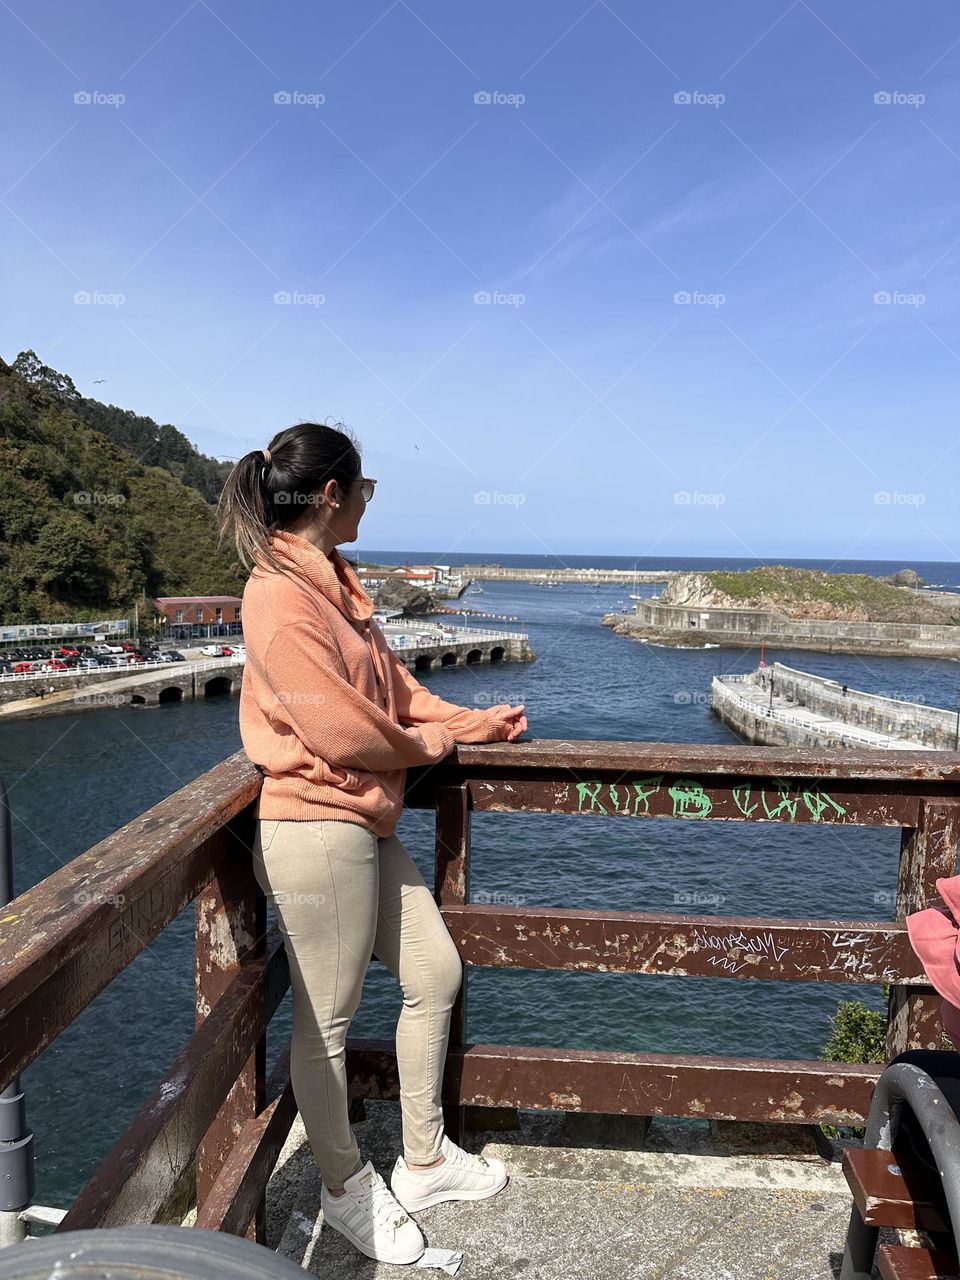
0;352;246;623
11;351;233;503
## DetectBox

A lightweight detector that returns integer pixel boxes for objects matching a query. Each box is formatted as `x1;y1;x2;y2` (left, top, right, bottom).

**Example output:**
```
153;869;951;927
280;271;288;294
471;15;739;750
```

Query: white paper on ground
414;1246;463;1274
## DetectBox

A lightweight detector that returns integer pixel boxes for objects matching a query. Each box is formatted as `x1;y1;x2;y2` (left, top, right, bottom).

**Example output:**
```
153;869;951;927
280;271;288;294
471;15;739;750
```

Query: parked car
80;657;101;670
230;645;246;657
13;662;34;674
42;659;68;672
200;644;225;657
160;650;185;662
59;646;80;658
93;643;124;655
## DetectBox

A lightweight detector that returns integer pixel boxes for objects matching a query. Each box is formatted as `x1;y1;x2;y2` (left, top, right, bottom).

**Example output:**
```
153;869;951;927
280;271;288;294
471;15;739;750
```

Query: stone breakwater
603;598;960;658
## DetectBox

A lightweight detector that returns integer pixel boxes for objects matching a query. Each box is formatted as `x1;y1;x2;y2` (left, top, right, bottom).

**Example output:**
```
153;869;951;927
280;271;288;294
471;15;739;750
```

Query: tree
12;350;80;403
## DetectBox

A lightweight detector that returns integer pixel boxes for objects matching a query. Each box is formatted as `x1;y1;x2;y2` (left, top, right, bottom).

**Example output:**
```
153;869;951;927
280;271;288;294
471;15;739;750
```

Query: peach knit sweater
239;529;506;836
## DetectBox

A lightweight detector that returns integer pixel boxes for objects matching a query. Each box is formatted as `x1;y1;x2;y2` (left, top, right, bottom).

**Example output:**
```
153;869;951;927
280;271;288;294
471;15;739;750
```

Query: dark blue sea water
3;555;959;1208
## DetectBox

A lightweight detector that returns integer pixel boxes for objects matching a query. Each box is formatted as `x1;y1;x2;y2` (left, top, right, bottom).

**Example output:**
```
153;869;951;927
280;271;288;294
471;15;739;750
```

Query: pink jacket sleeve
384;643;502;744
262;622;458;771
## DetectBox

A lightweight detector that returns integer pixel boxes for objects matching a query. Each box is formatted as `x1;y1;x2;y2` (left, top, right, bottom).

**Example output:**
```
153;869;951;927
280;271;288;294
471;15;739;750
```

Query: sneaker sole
390;1172;509;1212
321;1198;426;1265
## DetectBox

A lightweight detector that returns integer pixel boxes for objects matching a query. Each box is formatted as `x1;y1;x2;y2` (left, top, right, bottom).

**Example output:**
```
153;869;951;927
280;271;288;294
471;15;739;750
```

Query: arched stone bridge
392;631;532;675
113;660;244;708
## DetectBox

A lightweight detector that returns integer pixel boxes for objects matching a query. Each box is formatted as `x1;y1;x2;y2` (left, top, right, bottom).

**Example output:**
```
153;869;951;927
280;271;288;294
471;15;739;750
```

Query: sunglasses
359;477;377;502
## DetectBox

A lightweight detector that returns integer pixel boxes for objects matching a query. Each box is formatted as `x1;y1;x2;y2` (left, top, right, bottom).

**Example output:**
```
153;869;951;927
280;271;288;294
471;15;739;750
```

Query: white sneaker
390;1133;508;1212
320;1159;425;1264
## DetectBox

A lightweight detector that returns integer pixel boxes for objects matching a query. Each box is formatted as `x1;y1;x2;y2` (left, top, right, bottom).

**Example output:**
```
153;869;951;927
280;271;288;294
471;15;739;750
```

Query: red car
44;659;68;672
220;646;234;657
59;646;80;657
13;662;33;674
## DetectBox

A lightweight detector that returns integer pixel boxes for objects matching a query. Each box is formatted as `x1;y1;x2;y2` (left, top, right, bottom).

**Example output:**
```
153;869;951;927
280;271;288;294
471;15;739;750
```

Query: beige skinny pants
251;817;464;1188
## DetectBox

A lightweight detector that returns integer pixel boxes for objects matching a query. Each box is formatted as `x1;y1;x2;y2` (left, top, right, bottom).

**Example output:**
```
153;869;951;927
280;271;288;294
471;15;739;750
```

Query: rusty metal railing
0;741;957;1240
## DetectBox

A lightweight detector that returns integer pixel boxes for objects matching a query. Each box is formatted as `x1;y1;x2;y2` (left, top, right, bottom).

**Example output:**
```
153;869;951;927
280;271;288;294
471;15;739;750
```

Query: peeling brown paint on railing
0;740;957;1238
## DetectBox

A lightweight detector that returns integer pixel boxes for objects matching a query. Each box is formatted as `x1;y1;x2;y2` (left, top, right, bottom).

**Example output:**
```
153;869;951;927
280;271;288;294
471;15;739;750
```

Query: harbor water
3;554;959;1209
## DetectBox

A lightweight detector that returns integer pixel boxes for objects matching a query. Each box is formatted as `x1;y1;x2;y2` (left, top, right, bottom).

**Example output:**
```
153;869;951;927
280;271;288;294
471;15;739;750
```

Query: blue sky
2;2;958;561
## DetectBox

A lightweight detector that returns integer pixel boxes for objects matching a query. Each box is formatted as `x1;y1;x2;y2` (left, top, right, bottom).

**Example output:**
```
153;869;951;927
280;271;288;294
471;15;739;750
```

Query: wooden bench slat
842;1147;948;1231
877;1244;960;1280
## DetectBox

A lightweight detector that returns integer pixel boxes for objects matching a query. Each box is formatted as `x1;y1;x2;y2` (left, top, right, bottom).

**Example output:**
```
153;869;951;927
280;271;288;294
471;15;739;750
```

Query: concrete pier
474;567;676;585
255;1099;856;1279
711;661;957;750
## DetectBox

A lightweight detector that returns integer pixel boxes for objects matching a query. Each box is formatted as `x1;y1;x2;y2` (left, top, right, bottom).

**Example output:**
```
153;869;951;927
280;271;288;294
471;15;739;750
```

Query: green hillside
11;351;233;503
702;566;957;624
0;352;246;623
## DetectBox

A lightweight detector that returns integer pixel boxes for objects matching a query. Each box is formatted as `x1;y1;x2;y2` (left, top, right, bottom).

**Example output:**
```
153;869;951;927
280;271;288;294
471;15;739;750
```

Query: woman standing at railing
218;421;526;1266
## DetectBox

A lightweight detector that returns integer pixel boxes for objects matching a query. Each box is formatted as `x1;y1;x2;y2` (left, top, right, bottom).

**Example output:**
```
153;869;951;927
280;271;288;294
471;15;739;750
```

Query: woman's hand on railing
486;703;527;742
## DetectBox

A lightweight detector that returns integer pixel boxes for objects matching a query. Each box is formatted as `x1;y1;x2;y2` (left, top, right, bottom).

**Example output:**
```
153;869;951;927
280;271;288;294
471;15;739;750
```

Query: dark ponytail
217;420;362;575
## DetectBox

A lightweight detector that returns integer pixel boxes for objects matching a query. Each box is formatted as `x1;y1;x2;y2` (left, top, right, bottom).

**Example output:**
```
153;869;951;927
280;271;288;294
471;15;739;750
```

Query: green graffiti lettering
669;780;713;819
733;785;758;817
801;788;847;821
631;775;664;814
576;781;607;814
761;777;799;822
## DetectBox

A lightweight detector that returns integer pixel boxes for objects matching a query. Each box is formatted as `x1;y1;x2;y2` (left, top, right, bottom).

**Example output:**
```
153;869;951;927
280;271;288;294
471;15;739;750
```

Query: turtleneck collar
268;528;374;623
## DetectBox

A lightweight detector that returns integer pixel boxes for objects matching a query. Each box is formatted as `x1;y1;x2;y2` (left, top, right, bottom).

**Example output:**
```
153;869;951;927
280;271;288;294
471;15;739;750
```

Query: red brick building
153;596;243;640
